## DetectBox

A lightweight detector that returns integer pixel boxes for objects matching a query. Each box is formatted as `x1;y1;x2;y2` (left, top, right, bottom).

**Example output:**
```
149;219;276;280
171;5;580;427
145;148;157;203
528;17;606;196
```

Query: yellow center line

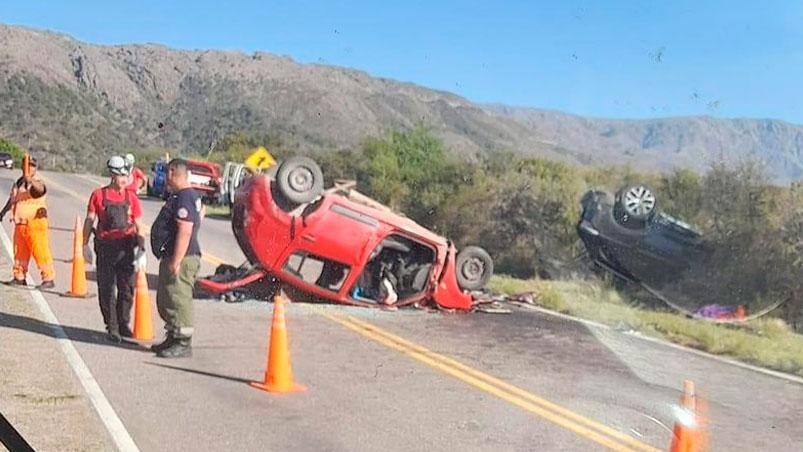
343;315;659;451
202;253;226;266
323;313;660;452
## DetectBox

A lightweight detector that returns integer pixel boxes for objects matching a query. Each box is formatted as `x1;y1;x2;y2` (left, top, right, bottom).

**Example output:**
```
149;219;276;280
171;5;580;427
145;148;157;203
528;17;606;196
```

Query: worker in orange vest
0;157;56;288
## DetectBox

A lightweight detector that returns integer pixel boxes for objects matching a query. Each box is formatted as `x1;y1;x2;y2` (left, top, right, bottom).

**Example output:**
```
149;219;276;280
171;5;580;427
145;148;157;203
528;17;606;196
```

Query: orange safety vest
12;177;47;224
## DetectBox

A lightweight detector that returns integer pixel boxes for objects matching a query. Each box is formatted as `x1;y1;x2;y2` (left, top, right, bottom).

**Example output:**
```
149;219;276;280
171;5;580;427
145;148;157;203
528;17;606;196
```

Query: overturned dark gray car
576;184;707;290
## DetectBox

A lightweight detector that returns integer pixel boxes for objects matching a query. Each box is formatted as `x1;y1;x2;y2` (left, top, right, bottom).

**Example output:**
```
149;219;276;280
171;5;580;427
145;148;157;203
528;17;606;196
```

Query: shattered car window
283;251;350;292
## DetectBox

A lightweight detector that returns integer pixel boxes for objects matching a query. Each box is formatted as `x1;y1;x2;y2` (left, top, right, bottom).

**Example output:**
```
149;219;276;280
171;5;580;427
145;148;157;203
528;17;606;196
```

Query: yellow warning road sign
245;147;276;170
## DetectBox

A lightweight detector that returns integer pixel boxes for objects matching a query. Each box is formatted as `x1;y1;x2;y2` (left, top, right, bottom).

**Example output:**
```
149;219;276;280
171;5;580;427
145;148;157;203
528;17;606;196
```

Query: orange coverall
8;177;55;282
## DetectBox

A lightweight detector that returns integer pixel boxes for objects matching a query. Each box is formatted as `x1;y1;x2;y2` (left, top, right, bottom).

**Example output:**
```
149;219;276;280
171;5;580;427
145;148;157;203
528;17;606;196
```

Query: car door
275;198;385;299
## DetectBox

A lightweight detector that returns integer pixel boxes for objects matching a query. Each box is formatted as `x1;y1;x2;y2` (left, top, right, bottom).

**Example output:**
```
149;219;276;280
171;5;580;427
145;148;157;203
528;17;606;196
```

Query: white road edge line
512;302;803;385
0;226;140;452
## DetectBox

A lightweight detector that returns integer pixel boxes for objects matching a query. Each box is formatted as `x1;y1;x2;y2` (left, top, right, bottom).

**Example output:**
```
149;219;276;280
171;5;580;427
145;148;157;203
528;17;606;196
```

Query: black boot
119;326;134;339
4;278;27;286
150;333;175;352
105;330;122;344
37;280;55;290
156;337;192;358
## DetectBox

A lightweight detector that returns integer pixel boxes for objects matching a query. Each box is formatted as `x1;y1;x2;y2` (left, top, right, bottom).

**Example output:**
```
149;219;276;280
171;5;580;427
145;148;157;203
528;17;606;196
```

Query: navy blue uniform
151;188;202;259
153;187;203;345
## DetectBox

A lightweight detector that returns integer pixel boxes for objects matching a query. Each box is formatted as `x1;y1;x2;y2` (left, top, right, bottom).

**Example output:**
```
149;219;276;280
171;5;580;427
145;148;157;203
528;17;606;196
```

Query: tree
701;160;770;237
659;168;702;221
0;137;26;163
358;125;463;227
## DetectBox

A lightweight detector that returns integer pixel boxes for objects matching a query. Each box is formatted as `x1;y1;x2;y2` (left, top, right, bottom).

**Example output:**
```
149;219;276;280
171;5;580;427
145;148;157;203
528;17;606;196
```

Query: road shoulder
0;253;113;452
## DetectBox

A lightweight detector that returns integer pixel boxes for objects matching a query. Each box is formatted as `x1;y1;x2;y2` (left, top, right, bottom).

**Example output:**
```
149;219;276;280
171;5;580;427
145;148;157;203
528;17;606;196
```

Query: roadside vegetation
0;137;26;162
3;124;802;374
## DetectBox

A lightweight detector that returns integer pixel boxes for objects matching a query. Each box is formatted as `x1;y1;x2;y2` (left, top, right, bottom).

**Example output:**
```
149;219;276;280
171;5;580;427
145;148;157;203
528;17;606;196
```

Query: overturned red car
199;157;493;310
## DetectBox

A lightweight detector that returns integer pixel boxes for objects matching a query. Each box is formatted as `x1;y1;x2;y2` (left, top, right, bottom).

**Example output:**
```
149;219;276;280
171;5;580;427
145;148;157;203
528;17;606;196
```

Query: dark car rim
624;186;656;218
461;257;485;283
289;167;314;193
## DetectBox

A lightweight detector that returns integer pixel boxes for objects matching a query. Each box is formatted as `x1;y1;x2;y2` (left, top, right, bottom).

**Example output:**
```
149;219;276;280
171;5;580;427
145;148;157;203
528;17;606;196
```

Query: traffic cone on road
64;216;89;298
669;380;709;452
250;294;306;393
133;268;154;341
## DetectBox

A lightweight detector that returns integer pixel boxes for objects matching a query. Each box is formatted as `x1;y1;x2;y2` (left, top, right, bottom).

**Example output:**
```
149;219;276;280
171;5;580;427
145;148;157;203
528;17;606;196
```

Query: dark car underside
576;185;707;290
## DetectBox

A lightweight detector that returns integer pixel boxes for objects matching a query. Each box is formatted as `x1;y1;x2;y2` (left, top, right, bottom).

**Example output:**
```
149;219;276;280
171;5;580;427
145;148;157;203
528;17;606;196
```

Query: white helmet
107;156;130;176
125;153;135;166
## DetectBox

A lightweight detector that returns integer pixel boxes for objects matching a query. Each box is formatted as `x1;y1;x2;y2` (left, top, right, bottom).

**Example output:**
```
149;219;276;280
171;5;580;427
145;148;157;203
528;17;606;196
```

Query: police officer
82;156;146;343
0;157;56;288
150;158;203;358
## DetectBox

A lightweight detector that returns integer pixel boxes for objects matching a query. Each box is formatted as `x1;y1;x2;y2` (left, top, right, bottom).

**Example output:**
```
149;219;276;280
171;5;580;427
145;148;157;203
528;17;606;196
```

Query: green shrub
0;137;26;163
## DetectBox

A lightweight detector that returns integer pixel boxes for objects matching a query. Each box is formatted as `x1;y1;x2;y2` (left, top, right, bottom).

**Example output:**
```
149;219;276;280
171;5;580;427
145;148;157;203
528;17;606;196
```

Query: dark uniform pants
157;256;201;339
95;236;136;334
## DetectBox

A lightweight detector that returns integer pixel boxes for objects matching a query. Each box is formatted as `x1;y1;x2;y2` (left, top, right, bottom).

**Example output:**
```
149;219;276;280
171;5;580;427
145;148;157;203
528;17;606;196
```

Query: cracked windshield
1;1;801;451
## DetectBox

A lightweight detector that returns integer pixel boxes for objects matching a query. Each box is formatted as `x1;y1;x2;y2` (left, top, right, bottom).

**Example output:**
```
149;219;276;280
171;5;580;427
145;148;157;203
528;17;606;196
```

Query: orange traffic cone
250;294;306;393
133;268;154;340
64;216;89;298
670;380;708;452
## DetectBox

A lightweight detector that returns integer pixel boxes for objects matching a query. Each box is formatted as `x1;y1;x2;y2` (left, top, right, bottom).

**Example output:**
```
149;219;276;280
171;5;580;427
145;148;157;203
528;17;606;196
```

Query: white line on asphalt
512;302;803;386
0;226;140;452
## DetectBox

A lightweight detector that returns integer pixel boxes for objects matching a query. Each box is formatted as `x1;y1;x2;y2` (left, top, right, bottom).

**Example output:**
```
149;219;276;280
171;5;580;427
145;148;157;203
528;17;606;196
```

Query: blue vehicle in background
147;157;223;203
147;159;169;199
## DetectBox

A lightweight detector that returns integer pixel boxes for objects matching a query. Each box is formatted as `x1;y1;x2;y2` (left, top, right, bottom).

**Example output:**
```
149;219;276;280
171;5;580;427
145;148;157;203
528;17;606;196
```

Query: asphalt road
1;169;801;451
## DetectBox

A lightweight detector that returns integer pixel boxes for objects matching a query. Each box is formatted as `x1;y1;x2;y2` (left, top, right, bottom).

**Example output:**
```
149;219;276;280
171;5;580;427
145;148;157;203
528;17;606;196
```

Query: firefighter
124;153;147;194
0;157;55;288
82;156;146;343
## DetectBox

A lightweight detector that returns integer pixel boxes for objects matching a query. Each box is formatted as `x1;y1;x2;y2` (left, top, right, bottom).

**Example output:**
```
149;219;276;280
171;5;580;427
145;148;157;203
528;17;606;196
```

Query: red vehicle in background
199;157;493;310
149;158;222;203
186;159;222;204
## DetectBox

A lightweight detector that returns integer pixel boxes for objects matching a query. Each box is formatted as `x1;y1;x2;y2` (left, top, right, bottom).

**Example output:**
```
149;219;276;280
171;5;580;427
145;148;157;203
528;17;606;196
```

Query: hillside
1;24;802;181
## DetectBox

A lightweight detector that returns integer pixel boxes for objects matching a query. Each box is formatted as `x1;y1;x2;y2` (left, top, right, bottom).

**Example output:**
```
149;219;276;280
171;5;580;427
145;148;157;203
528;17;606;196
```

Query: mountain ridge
1;24;801;182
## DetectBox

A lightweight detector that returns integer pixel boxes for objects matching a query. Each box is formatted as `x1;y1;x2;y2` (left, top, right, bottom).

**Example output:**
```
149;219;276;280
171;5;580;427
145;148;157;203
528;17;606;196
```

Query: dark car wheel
456;246;493;291
275;156;324;205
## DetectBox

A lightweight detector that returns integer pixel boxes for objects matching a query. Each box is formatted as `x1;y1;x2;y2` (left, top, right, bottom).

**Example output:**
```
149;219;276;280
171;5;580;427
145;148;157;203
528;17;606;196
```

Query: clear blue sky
3;1;802;123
